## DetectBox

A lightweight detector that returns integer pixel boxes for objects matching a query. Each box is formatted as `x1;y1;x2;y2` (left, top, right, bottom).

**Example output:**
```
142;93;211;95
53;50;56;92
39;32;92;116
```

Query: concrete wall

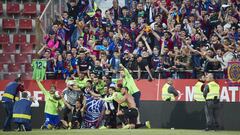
1;101;240;130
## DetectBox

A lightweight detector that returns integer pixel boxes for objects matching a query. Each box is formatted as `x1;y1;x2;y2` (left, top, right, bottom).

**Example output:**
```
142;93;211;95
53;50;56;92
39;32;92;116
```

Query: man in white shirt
215;49;234;70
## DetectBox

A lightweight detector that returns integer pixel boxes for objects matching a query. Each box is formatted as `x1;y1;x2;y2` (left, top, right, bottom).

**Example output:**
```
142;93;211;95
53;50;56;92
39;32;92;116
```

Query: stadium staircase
0;0;46;80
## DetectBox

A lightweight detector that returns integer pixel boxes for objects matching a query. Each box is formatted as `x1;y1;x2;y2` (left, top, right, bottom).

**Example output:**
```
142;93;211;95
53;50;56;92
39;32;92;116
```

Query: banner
0;79;239;102
228;61;240;85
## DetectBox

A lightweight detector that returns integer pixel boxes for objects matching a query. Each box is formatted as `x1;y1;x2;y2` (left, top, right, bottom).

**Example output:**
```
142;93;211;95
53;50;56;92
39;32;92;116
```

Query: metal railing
42;69;225;79
39;0;66;31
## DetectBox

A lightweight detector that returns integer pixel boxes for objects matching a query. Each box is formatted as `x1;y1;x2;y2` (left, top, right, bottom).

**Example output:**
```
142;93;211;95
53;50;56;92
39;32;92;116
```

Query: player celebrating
115;87;150;129
36;81;64;129
118;64;142;124
119;64;141;109
102;85;128;128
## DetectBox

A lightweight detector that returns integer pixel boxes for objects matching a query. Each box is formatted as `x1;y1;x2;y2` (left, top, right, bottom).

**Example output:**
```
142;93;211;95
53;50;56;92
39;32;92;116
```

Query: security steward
2;75;25;131
193;75;205;102
203;73;220;131
86;0;98;17
12;92;34;131
162;78;179;101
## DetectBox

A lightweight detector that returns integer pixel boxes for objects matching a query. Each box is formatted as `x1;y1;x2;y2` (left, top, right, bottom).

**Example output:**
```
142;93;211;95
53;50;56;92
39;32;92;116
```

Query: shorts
44;113;60;126
125;108;138;124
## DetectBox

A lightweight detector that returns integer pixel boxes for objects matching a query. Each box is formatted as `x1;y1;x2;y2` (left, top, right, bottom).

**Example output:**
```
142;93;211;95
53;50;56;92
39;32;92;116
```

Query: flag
83;95;105;128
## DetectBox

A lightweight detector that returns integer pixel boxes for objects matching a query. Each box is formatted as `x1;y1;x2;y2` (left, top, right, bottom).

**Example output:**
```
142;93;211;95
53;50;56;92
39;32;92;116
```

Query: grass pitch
1;129;240;135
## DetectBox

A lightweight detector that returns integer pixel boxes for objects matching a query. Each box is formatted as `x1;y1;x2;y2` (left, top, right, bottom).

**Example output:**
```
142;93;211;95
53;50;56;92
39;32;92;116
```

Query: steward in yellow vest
86;1;98;17
193;75;205;102
162;78;179;101
203;73;220;131
203;74;220;101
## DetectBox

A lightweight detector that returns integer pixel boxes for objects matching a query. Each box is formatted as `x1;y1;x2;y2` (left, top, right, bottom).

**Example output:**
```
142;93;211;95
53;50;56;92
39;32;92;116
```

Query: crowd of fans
37;0;240;80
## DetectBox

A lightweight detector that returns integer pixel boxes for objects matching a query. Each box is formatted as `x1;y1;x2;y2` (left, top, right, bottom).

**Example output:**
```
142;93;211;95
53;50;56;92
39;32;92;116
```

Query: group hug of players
1;64;150;131
2;63;221;131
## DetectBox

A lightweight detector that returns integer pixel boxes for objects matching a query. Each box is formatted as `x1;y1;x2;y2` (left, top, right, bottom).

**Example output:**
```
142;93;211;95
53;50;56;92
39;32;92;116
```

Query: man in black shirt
65;0;82;20
137;51;154;81
77;51;90;75
92;60;104;78
119;7;131;28
107;0;121;21
63;99;83;129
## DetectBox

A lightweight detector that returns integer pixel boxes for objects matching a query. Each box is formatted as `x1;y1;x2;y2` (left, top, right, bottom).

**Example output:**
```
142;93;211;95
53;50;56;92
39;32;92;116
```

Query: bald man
161;78;179;101
203;73;220;131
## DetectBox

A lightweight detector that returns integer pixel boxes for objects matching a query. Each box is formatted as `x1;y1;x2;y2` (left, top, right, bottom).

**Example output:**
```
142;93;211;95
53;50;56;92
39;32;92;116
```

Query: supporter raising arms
36;81;64;129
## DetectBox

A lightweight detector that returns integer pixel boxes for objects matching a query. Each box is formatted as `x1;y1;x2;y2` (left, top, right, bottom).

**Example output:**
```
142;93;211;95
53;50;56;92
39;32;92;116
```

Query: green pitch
1;129;240;135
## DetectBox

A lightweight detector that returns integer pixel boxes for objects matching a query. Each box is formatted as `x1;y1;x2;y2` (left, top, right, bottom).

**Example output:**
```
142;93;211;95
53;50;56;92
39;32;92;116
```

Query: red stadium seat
0;34;10;44
3;73;18;80
20;44;33;53
2;18;16;30
23;3;37;16
0;2;3;15
8;63;21;72
22;72;33;80
40;3;45;13
7;2;20;15
2;64;8;72
15;53;28;63
30;35;36;44
19;19;32;30
2;44;16;53
0;54;13;63
25;63;32;72
14;34;27;43
0;64;3;72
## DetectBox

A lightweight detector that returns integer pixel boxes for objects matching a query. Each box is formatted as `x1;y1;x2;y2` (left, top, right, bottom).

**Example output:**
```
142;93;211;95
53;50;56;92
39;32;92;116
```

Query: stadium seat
3;73;18;80
21;72;33;80
0;2;3;15
40;3;45;13
2;64;8;72
0;64;3;72
8;63;21;72
0;54;13;63
13;34;27;43
0;34;10;44
2;44;16;53
7;2;20;15
23;3;37;16
25;63;32;72
20;44;33;53
19;19;32;30
2;18;16;30
30;35;36;43
15;53;28;63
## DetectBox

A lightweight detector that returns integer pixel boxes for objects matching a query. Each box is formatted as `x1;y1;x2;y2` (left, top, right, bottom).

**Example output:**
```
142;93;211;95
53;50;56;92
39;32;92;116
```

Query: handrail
14;70;223;74
39;0;53;20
